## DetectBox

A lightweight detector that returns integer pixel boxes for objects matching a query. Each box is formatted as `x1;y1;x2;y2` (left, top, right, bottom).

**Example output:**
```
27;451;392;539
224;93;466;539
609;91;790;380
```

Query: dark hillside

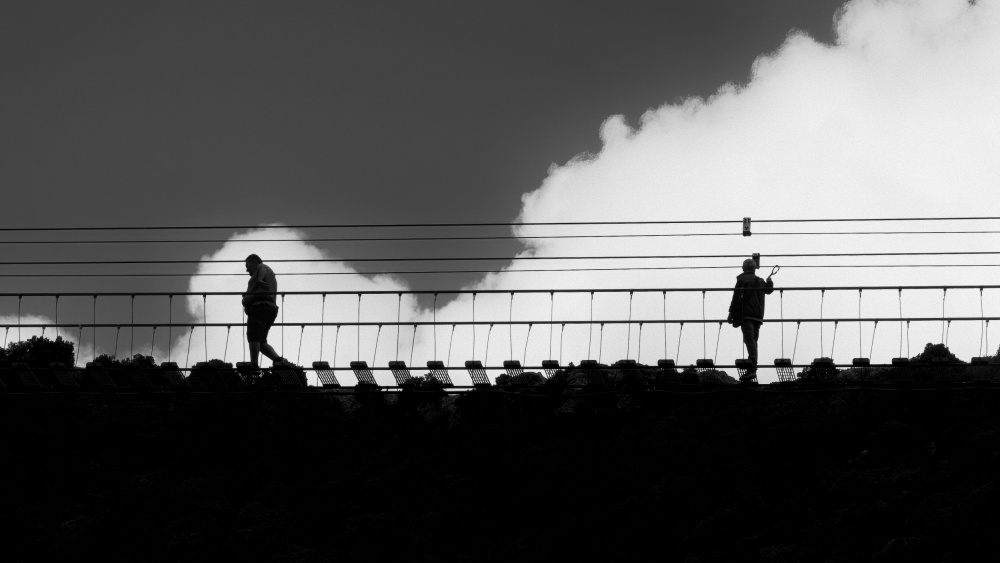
3;388;1000;562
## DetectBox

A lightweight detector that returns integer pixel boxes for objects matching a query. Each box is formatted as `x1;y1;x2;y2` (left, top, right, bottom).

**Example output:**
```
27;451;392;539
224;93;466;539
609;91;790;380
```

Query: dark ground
3;387;1000;562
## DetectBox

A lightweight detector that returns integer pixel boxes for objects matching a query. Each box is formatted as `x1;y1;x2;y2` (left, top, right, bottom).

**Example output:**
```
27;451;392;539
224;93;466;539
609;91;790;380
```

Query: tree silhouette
1;336;75;368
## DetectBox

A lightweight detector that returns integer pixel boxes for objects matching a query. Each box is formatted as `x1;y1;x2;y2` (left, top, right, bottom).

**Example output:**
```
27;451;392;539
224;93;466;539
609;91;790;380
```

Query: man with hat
727;257;774;381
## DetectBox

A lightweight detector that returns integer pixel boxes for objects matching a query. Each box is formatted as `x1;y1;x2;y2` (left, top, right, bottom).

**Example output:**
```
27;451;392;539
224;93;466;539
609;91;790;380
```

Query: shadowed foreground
3;388;1000;562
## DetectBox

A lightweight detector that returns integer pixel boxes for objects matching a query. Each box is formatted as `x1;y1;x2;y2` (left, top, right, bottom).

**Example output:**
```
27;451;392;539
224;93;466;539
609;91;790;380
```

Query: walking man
727;257;774;381
242;254;285;369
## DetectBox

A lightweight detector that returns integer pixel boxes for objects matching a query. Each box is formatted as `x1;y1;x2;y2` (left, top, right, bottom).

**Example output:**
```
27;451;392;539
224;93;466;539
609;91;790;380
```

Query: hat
742;258;757;271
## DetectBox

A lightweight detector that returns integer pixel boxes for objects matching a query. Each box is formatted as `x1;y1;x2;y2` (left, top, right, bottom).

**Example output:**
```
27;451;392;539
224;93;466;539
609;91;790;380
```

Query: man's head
742;258;757;273
245;254;263;274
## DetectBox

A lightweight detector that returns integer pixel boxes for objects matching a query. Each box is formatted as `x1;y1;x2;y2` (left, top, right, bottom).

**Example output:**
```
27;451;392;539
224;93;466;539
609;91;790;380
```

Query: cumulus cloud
180;0;1000;384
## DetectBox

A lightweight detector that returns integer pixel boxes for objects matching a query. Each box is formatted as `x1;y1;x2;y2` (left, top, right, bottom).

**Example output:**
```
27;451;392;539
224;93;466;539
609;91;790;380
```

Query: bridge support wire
523;324;532;365
203;295;208;363
663;291;668;360
224;326;231;363
626;291;634;360
942;288;947;344
185;326;193;369
320;294;327;360
819;290;826;358
713;322;722;364
113;325;120;359
297;325;305;365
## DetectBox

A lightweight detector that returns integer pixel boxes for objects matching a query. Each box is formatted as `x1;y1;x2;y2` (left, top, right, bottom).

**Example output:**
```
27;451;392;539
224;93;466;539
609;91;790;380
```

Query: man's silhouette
728;258;774;380
242;254;284;368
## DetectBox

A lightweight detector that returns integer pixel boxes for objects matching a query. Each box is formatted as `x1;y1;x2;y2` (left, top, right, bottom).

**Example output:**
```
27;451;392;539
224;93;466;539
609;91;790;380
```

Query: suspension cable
820;290;825;358
870;320;879;359
548;292;554;360
3;216;997;233
409;324;416;366
509;292;514;360
372;324;382;365
223;326;231;363
472;293;476;359
446;324;456;367
297;325;305;365
713;322;722;364
898;289;904;358
702;291;708;359
320;294;327;360
858;290;863;358
485;324;493;365
522;324;532;365
662;291;667;360
831;321;839;360
780;290;785;358
113;325;120;359
588;292;594;360
395;293;401;362
559;323;565;365
626;291;634;360
637;322;643;363
791;322;801;364
203;294;208;363
980;288;985;357
334;325;341;369
598;323;605;364
676;322;684;363
941;288;948;343
185;326;193;369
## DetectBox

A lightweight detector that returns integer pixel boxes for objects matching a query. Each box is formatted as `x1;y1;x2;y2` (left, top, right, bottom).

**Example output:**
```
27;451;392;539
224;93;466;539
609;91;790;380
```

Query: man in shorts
242;254;284;369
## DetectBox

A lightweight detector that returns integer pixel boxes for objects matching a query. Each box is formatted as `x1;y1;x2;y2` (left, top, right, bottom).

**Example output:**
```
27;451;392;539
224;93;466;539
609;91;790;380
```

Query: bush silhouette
2;335;75;368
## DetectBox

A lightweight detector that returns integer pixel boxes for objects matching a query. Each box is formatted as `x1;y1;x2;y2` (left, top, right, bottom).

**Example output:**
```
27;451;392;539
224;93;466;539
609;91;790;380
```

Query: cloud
179;0;1000;384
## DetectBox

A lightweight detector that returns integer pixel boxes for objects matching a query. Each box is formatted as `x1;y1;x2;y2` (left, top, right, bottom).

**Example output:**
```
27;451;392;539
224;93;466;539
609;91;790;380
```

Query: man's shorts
246;303;279;343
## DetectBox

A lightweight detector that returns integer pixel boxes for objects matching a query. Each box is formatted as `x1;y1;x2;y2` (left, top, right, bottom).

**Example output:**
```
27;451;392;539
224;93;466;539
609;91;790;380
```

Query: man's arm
763;276;775;295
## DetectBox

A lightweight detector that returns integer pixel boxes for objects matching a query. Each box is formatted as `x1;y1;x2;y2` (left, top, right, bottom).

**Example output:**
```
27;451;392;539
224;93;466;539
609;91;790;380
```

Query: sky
2;0;999;384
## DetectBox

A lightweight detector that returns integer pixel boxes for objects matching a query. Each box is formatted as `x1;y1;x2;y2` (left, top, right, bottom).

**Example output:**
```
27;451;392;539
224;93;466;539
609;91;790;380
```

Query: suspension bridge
2;216;999;391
